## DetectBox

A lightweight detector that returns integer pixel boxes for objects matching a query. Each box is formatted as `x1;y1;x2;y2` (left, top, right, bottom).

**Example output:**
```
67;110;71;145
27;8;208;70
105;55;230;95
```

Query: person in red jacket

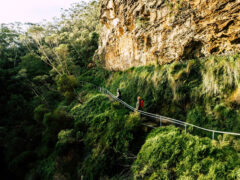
140;98;143;110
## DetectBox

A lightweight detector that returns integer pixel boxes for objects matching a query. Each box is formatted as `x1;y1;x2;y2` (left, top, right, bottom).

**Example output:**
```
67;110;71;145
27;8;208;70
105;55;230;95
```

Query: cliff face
97;0;240;70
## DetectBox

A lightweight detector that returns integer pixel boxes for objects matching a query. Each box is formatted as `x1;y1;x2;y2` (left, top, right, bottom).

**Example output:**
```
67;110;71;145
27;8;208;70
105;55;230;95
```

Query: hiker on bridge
116;88;121;99
136;96;143;111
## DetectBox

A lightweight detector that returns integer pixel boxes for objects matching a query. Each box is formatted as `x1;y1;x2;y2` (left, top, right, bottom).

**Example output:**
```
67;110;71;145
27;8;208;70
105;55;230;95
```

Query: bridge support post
212;132;215;140
159;117;162;127
185;125;187;133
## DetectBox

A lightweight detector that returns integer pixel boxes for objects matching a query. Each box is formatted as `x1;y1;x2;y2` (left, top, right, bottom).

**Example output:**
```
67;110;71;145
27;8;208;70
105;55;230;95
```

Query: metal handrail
79;81;240;139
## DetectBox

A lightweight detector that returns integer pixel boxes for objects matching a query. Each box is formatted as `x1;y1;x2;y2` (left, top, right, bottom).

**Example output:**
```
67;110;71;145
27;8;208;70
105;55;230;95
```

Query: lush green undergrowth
104;54;240;137
132;126;240;179
70;94;142;178
56;53;240;179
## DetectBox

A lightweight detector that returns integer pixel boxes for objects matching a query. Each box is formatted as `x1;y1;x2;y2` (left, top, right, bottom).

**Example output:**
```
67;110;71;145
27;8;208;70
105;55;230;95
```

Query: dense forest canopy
1;0;240;179
0;1;101;179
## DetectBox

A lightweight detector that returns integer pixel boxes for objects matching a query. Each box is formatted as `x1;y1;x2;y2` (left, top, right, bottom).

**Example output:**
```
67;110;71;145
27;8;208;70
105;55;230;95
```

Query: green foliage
27;1;100;75
56;74;78;102
20;53;50;78
55;129;77;158
58;129;75;144
35;153;56;180
78;67;112;86
41;107;73;158
132;126;240;179
71;94;111;127
43;107;72;131
125;112;142;131
57;74;78;92
0;1;101;179
71;93;142;178
60;1;101;67
200;55;240;97
213;103;240;131
107;54;240;135
34;104;49;123
186;106;210;136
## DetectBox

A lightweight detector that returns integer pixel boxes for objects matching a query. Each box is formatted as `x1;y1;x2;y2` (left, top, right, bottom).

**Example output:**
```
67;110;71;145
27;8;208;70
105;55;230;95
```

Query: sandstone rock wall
97;0;240;70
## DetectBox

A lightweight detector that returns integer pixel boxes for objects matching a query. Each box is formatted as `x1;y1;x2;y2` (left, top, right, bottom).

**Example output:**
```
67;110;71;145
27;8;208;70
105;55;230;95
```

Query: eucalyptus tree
57;0;101;67
27;0;101;76
27;26;69;75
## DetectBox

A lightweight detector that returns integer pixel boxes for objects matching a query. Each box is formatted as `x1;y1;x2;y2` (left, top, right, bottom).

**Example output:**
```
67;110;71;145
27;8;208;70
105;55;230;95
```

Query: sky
0;0;89;24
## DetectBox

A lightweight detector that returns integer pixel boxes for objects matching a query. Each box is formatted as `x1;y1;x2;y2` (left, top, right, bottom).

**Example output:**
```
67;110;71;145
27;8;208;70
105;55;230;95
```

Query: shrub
58;129;75;144
56;74;78;102
35;153;56;180
71;93;142;178
34;104;49;123
125;112;142;131
132;126;240;179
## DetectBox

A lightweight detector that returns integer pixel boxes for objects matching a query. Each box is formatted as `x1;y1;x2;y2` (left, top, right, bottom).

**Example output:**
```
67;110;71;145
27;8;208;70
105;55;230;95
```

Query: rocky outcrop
97;0;240;70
